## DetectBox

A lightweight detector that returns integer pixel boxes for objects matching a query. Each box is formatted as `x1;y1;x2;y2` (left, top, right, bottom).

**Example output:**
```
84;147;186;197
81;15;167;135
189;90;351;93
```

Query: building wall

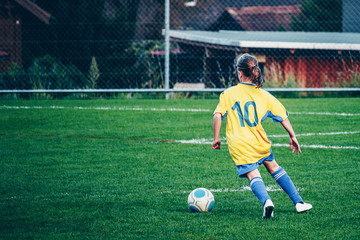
263;53;359;88
176;42;360;88
343;0;360;33
0;2;22;72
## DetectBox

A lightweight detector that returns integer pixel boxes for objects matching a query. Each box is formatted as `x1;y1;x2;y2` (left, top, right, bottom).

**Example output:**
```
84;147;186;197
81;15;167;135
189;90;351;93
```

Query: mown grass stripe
0;185;291;201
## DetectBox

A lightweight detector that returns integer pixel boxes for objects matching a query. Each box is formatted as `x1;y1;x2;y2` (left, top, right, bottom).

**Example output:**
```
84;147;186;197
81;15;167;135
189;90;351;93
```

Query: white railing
0;88;359;94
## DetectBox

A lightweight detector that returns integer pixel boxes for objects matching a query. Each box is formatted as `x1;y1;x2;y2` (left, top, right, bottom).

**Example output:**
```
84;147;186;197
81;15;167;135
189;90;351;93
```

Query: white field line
272;143;359;150
1;105;360;116
175;130;360;150
176;131;360;142
176;140;360;150
209;185;291;193
0;105;211;112
173;185;299;194
268;131;360;138
289;111;360;117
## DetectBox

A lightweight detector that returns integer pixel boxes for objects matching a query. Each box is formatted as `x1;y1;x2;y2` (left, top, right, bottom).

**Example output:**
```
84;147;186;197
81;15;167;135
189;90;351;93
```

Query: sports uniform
212;54;312;218
214;82;288;177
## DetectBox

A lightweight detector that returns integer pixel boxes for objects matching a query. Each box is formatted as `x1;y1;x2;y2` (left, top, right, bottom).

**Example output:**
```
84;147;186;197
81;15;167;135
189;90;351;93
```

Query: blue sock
249;177;271;206
271;167;303;205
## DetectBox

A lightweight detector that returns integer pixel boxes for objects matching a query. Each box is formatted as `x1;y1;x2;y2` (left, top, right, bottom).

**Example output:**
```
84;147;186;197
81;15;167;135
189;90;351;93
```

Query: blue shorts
236;152;275;178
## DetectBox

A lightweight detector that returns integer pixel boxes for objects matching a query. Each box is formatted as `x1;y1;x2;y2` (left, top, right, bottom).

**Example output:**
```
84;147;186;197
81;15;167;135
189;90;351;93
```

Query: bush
264;62;302;88
0;62;28;89
0;55;88;90
28;55;87;89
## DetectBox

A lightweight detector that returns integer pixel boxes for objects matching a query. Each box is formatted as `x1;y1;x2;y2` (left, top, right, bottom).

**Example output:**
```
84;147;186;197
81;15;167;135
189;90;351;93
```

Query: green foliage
88;57;100;89
28;55;87;89
291;0;343;32
348;71;360;87
0;62;28;89
22;0;137;88
264;62;302;88
321;59;360;88
127;40;173;89
337;62;360;88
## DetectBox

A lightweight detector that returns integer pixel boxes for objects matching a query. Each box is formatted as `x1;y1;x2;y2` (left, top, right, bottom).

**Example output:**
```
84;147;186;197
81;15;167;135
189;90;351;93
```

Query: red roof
0;51;10;57
14;0;51;24
226;5;301;31
147;48;182;56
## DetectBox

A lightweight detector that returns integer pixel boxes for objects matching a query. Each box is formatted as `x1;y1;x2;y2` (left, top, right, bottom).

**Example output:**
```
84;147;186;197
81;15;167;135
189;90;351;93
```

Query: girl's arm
212;113;222;149
281;118;302;154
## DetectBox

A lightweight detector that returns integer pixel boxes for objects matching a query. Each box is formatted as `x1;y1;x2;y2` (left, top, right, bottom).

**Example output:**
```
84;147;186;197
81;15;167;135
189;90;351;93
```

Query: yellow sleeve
266;93;288;122
213;92;227;117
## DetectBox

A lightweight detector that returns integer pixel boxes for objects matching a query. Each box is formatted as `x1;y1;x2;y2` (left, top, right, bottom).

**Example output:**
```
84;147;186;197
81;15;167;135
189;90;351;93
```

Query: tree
290;0;342;32
22;0;140;88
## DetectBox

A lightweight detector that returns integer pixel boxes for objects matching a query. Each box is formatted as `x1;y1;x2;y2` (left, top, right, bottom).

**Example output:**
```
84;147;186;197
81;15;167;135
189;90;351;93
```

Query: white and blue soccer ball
187;188;215;212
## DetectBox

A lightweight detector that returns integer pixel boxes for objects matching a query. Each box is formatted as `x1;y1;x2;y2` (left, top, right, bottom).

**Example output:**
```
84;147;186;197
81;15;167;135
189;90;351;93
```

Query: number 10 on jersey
232;101;258;127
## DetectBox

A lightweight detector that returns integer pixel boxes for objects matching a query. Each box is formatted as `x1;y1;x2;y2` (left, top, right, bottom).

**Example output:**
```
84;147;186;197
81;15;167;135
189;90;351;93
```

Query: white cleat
296;202;313;213
263;199;274;219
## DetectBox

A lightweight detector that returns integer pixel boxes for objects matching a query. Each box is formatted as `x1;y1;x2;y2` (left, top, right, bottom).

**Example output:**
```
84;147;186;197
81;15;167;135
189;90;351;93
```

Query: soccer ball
187;188;215;212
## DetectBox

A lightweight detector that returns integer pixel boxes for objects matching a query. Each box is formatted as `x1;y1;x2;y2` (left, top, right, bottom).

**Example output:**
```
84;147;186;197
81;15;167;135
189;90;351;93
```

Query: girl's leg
247;169;274;218
263;160;303;205
247;169;270;206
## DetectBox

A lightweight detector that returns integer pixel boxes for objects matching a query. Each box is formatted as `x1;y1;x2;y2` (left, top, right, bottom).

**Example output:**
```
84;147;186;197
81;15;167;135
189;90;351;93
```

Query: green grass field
0;98;359;239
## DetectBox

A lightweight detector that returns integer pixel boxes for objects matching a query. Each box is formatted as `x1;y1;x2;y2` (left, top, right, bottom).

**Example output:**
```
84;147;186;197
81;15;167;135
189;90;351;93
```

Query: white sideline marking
269;131;360;138
177;140;360;150
0;105;211;112
272;143;360;150
180;185;301;194
175;135;360;150
1;105;360;116
210;185;285;193
176;131;360;142
289;111;360;117
176;138;212;144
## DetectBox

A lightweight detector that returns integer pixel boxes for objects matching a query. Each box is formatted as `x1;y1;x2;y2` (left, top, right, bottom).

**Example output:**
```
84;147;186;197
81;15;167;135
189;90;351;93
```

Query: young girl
212;53;312;218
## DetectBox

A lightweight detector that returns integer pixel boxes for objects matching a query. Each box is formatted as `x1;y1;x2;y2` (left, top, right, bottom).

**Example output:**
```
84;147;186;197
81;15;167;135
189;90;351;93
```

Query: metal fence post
164;0;170;99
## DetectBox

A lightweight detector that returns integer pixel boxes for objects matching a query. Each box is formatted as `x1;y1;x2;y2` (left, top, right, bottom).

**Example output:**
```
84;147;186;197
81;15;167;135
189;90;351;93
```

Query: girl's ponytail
251;65;263;88
235;54;264;88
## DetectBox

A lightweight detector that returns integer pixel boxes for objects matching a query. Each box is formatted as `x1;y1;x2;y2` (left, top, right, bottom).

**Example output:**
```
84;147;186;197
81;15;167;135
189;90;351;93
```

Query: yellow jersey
214;83;288;166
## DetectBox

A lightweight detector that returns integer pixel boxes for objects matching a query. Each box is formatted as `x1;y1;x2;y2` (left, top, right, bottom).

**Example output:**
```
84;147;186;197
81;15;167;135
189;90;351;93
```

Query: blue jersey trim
222;111;228;120
261;110;285;123
239;83;256;86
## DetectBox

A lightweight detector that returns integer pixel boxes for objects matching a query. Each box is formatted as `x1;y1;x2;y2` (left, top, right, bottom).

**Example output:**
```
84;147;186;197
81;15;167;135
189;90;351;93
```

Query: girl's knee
264;160;280;174
246;169;261;181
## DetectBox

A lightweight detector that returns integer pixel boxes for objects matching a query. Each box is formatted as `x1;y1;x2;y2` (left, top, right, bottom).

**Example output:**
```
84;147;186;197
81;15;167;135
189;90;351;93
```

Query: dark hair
234;53;264;88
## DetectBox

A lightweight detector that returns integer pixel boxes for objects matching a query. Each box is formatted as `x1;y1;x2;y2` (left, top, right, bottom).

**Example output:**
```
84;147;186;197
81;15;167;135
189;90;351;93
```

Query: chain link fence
0;0;360;93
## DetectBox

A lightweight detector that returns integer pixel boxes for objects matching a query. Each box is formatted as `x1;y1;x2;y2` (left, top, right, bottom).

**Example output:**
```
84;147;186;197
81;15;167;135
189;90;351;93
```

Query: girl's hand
281;118;301;155
289;136;301;154
213;113;222;150
212;140;221;149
